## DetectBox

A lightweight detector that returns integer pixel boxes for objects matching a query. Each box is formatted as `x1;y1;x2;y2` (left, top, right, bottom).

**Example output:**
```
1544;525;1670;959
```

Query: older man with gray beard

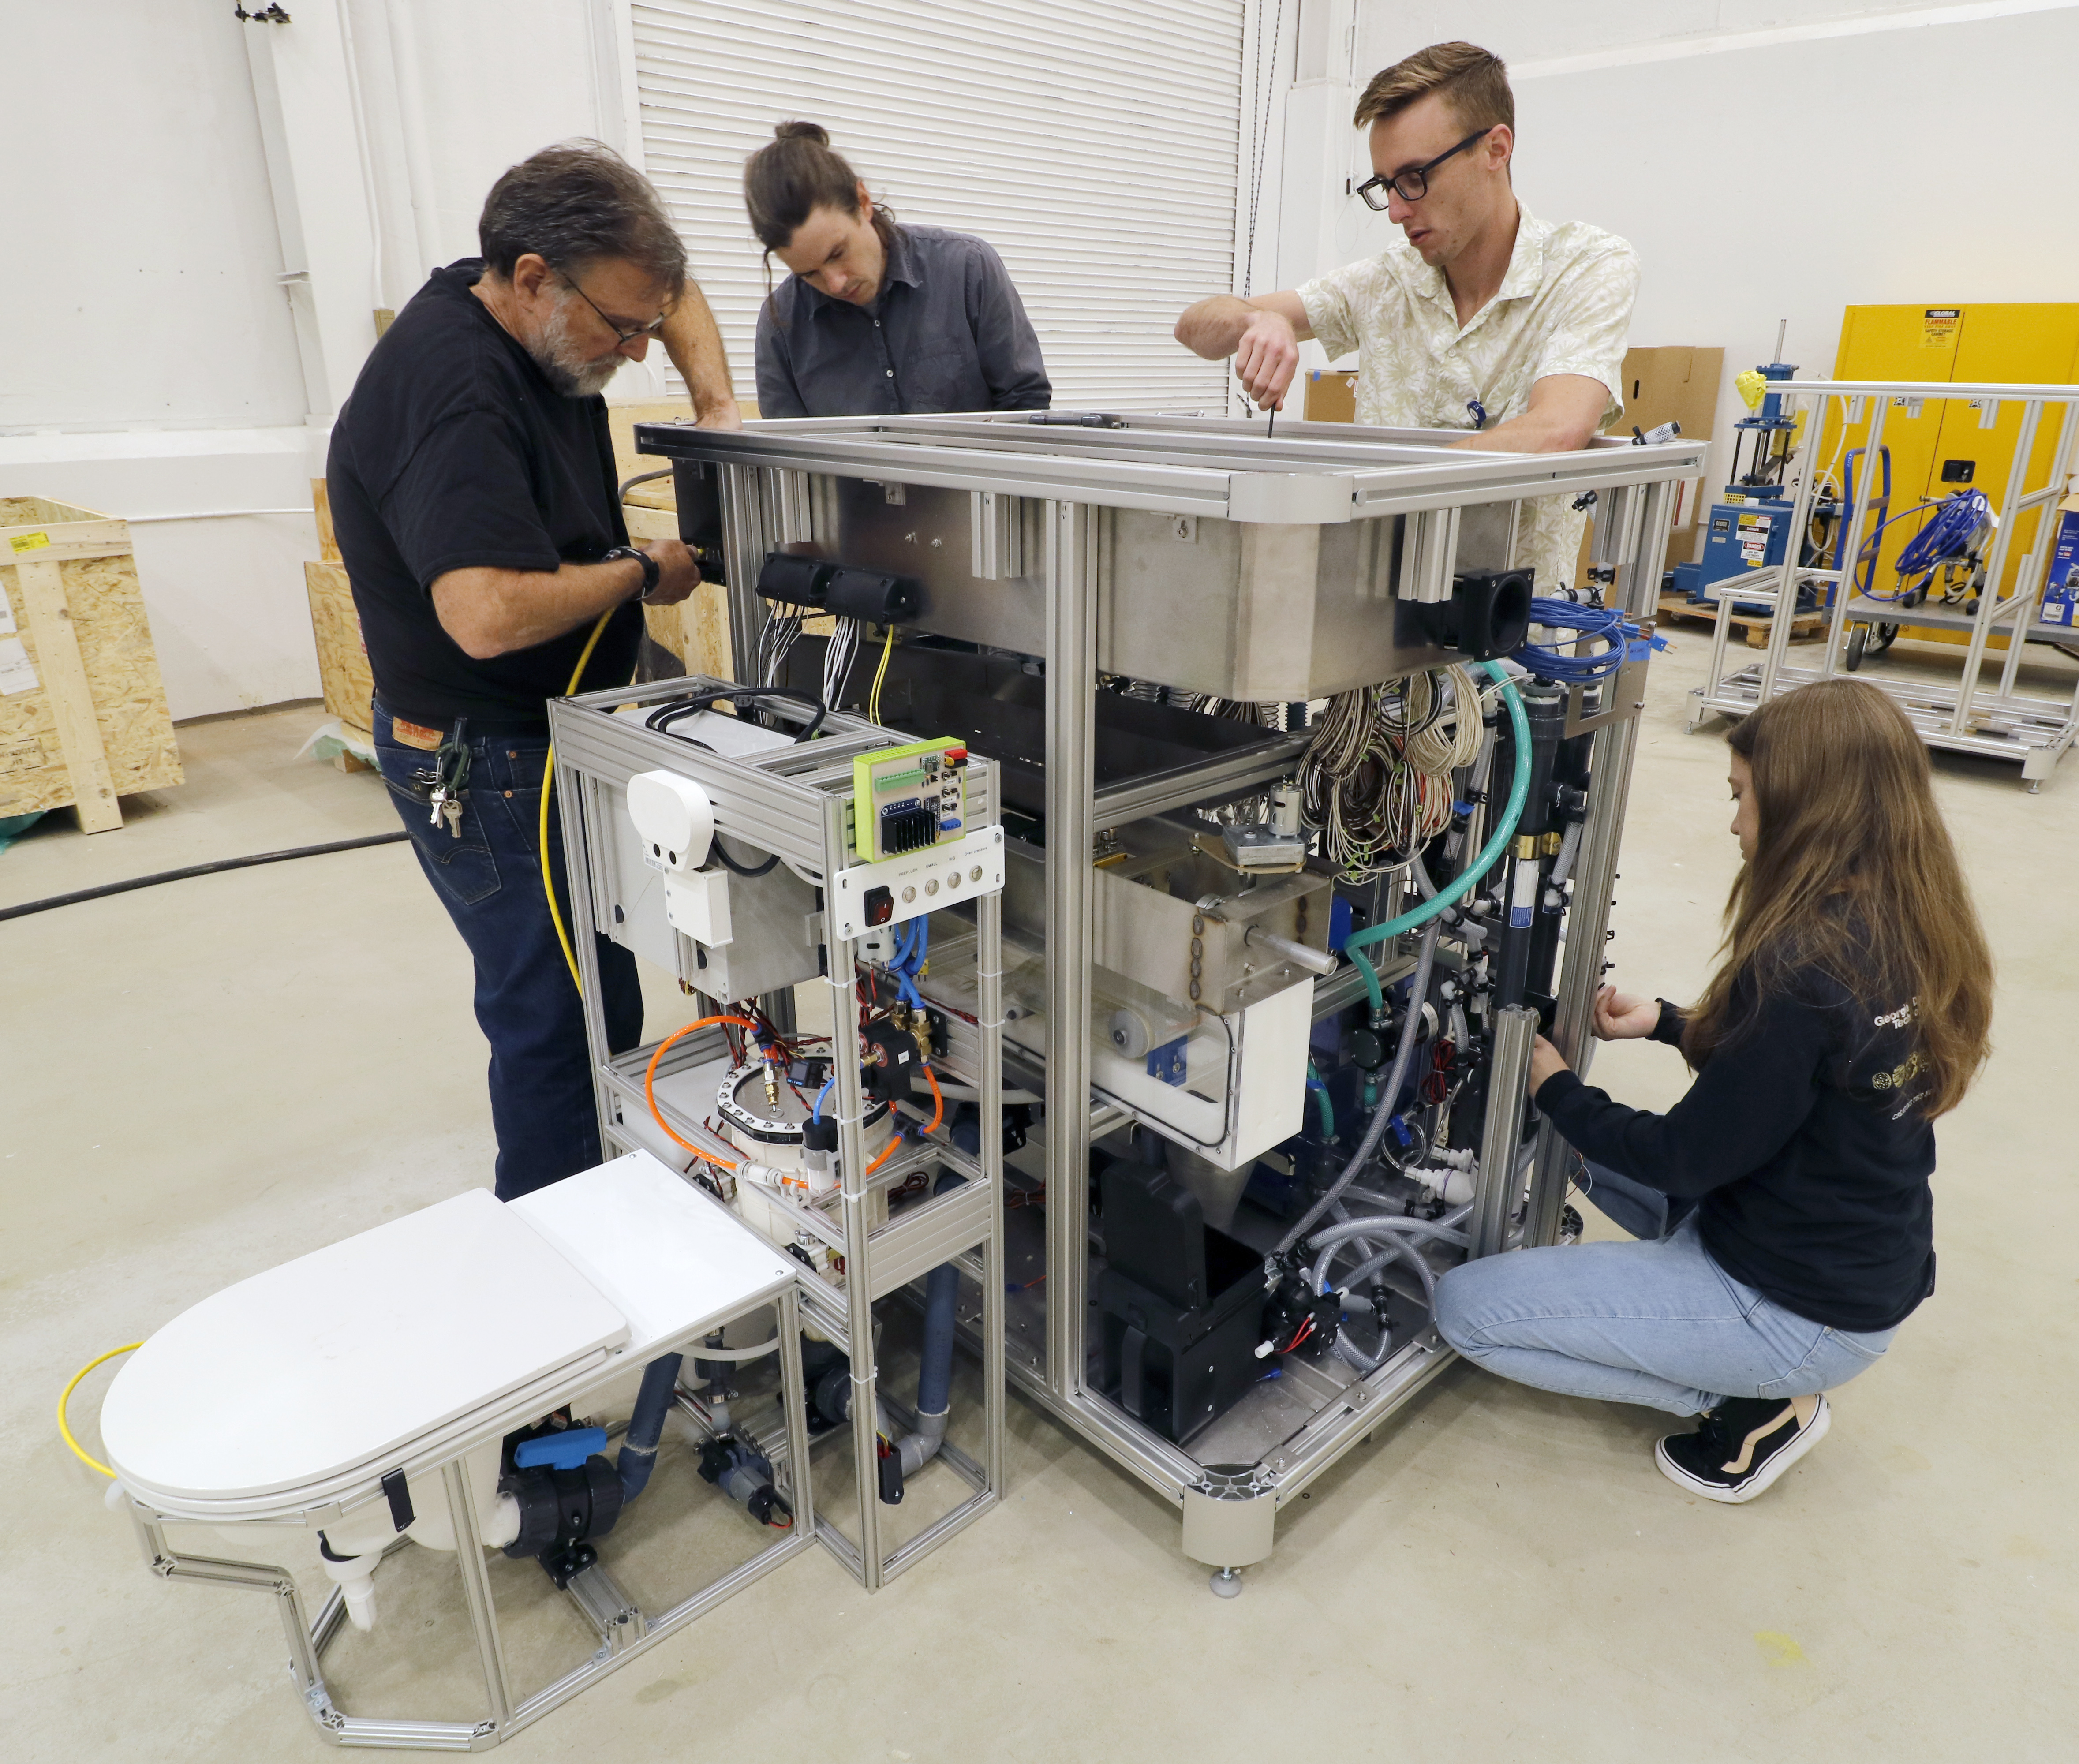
326;140;726;1199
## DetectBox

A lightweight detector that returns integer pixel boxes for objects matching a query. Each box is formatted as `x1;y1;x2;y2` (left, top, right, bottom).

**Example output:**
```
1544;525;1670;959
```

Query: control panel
828;826;1005;940
852;739;968;861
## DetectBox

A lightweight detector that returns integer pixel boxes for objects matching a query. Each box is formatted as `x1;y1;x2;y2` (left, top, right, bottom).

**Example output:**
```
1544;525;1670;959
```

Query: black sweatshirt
1535;976;1938;1333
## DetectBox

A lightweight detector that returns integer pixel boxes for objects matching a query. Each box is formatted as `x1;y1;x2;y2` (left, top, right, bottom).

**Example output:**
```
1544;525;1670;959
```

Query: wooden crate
0;496;183;831
304;478;374;770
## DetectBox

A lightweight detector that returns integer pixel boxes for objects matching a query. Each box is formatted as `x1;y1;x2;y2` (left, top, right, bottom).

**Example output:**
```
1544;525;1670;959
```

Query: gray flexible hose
1328;1243;1441;1378
1276;919;1442;1255
1309;1218;1468;1296
1336;1241;1438;1309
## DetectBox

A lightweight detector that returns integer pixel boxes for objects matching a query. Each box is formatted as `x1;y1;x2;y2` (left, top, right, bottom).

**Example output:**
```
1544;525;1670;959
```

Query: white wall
16;0;2079;719
0;0;626;720
1290;1;2079;504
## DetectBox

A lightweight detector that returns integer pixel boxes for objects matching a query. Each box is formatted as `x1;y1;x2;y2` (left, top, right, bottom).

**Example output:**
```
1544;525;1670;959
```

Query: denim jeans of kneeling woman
1432;1212;1898;1417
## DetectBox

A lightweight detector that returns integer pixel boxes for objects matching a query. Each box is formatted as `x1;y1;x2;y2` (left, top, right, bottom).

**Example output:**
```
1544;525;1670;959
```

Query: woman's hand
1592;985;1662;1041
1529;1035;1572;1092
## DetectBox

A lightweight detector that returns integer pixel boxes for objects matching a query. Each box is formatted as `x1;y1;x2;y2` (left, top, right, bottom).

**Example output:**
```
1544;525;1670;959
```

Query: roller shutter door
632;0;1250;412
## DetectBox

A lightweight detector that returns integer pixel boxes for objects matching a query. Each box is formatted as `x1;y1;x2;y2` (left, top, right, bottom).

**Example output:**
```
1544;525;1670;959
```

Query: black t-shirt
325;259;641;731
1536;968;1938;1333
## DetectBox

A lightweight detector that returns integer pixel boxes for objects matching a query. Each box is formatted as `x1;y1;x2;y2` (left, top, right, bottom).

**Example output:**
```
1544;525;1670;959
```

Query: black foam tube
616;1353;684;1504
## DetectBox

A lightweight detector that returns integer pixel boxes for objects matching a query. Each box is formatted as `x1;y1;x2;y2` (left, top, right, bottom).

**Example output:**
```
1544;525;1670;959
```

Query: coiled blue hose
1511;596;1641;684
1895;488;1990;576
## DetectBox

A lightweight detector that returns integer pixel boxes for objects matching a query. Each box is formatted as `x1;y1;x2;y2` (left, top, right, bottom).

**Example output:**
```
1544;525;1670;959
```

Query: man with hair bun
326;140;735;1200
743;120;1050;418
1175;41;1638;590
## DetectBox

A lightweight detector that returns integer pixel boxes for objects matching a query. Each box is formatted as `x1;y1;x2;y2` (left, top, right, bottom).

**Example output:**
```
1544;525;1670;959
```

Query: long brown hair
742;120;898;289
1683;678;1992;1117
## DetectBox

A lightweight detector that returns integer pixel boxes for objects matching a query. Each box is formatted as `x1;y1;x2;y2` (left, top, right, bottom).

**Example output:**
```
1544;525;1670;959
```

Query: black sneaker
1655;1394;1830;1503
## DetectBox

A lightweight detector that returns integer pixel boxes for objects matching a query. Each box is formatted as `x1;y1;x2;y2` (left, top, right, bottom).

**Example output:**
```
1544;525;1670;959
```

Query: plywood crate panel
0;496;183;826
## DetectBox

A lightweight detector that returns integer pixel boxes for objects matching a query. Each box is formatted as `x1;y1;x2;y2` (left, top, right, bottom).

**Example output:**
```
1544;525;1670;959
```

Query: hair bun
774;120;830;146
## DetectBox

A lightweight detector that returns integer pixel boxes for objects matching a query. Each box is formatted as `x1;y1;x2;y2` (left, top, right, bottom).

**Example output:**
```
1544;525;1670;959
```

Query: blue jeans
374;704;642;1200
1432;1213;1897;1416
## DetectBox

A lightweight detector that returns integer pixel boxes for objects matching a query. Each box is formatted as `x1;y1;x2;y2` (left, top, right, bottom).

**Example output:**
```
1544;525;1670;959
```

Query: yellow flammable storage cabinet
1827;303;2079;649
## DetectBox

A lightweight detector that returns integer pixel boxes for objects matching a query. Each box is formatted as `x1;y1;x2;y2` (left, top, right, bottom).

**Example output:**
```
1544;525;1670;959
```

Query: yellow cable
867;624;896;724
543;609;616;989
60;1342;141;1477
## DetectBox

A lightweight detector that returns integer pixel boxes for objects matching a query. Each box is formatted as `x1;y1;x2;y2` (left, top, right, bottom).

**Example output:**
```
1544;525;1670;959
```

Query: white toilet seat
102;1154;799;1526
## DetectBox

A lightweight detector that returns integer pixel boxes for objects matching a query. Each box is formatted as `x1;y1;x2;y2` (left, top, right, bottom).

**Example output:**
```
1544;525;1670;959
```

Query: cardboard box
1603;345;1724;527
2042;493;2079;626
1303;369;1359;423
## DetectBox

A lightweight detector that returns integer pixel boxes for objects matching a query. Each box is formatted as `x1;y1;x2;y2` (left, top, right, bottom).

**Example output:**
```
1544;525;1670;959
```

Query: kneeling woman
743;121;1051;418
1435;678;1992;1503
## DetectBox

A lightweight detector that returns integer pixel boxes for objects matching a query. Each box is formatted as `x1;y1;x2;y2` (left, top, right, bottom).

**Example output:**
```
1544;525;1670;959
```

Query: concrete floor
4;638;2075;1763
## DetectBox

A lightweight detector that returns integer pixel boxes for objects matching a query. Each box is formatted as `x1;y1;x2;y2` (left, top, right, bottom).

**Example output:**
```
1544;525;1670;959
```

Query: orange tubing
644;1014;761;1167
654;1023;945;1186
862;1062;944;1177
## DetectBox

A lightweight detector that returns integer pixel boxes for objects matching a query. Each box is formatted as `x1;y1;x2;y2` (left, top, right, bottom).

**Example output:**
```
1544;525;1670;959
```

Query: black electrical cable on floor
0;832;410;923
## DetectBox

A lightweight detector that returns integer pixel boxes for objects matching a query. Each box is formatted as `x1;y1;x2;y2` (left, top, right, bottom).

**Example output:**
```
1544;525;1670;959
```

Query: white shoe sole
1655;1395;1832;1504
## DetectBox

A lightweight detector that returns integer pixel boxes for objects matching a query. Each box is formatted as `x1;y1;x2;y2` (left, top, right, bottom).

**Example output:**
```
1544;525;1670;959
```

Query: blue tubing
917;1172;966;1416
616;1353;684;1504
1343;662;1531;953
812;1077;834;1122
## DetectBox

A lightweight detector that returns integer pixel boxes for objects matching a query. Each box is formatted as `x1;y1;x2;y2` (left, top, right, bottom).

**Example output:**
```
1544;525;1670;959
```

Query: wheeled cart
1686;378;2079;790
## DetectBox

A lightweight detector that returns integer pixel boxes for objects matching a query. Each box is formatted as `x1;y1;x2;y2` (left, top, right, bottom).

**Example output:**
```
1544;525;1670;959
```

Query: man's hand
639;538;701;607
1529;1034;1572;1092
1592;985;1661;1041
692;400;744;432
1172;292;1311;409
1233;309;1299;412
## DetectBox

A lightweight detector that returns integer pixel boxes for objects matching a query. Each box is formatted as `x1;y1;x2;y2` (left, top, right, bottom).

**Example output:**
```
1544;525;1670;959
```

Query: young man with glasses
1175;41;1638;590
325;141;729;1200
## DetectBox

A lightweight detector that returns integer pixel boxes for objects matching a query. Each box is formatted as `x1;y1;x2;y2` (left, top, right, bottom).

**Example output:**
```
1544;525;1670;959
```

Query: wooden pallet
1;497;183;830
1656;590;1824;649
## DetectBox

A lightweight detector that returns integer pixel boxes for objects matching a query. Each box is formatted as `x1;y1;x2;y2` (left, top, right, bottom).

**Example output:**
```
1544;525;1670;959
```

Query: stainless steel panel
759;469;1472;700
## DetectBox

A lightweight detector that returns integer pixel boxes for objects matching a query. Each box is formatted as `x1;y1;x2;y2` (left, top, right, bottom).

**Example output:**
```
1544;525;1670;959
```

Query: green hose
1305;1062;1335;1141
1348;947;1385;1020
1342;661;1532;955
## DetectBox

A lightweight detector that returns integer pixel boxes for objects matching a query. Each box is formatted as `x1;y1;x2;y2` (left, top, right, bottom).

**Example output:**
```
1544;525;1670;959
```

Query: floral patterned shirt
1298;206;1639;589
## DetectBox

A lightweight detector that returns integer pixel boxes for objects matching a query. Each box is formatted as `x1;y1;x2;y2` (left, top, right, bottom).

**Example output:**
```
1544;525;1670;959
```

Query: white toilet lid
102;1189;631;1507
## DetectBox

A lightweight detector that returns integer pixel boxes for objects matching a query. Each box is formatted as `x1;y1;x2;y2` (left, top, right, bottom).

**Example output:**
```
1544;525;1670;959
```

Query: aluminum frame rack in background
1686;379;2079;791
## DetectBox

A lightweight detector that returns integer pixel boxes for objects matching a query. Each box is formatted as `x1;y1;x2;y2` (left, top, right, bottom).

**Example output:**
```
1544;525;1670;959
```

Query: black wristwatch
602;545;661;603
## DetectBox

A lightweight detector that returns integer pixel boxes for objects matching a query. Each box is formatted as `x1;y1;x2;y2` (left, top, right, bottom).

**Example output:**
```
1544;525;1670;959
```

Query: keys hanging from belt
426;718;471;839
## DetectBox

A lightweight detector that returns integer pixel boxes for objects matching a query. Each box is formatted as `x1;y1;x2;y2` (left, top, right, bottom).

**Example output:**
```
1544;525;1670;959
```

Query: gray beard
531;297;621;398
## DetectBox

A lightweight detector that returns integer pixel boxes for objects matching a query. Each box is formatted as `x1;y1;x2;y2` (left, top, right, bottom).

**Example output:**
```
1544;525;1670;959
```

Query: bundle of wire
1511;596;1639;684
821;614;863;709
1297;665;1484;878
757;598;810;686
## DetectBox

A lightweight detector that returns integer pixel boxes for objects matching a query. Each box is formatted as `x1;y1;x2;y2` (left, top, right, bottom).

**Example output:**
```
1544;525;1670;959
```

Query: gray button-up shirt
754;223;1051;419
